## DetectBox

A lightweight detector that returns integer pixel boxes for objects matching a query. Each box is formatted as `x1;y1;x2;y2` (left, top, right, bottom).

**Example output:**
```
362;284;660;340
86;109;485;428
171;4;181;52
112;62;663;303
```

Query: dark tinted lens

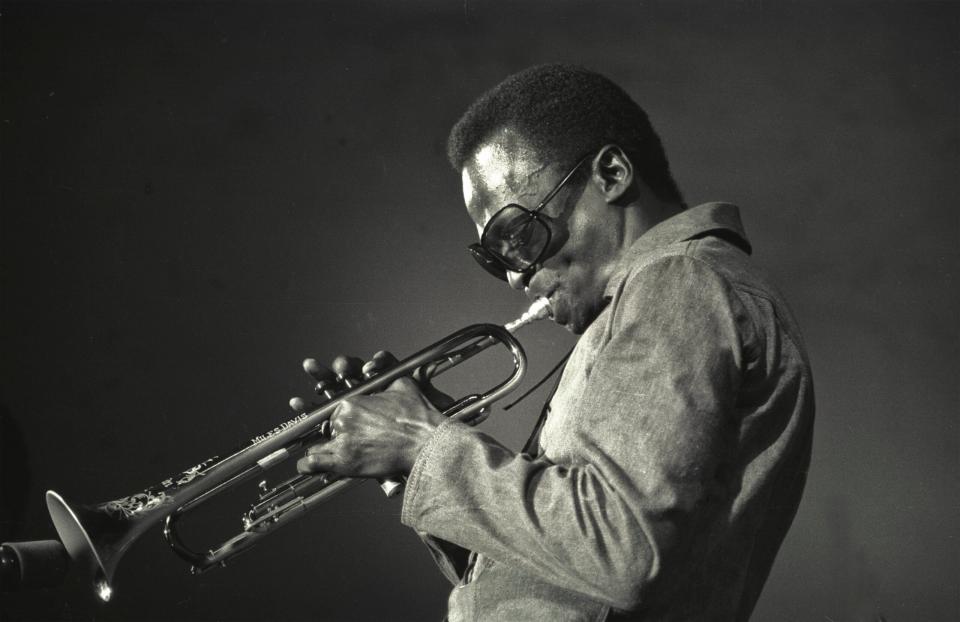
468;244;508;281
483;206;550;271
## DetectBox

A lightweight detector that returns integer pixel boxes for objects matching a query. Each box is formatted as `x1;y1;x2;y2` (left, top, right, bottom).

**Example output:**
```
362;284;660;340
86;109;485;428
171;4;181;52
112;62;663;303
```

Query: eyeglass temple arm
532;153;593;214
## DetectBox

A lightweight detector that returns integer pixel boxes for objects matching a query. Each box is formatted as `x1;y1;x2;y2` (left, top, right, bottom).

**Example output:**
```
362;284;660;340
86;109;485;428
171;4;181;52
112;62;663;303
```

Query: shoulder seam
614;245;763;367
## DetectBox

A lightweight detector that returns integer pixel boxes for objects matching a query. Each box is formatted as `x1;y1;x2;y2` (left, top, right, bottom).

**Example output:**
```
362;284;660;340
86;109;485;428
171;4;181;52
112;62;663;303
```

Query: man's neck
590;193;685;304
620;191;685;253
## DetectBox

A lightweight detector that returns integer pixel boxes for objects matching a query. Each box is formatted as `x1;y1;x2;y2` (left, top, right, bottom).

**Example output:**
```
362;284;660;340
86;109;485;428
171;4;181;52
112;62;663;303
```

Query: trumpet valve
314;379;337;400
337;374;360;389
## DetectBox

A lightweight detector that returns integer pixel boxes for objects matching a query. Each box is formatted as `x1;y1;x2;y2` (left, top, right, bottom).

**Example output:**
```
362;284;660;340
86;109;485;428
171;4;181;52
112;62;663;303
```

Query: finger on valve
289;396;319;414
302;358;339;398
302;358;335;382
331;355;365;387
362;350;399;379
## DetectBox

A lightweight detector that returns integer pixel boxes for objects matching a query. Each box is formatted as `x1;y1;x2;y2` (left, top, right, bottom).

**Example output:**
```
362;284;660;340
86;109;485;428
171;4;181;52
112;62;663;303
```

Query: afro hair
447;64;683;204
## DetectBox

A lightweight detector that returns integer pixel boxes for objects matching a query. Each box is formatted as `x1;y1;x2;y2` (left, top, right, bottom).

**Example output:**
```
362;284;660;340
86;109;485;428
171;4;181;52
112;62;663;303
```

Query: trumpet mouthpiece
504;297;552;333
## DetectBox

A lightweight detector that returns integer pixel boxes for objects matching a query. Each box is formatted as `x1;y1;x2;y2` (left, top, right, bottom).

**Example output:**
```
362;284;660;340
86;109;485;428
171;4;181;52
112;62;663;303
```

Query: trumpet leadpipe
419;297;551;380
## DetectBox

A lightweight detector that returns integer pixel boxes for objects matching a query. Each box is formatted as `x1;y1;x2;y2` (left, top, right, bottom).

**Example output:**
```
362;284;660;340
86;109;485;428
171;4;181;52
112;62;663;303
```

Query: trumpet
45;298;551;602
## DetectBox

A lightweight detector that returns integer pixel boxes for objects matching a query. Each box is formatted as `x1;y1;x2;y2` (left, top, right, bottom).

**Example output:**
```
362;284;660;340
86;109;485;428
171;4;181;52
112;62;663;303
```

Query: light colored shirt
402;203;815;621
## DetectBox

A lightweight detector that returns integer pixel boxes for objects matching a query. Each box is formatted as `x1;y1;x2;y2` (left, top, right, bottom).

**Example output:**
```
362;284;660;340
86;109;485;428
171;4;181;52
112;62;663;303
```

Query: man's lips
540;289;561;322
527;286;555;306
526;275;559;320
543;293;557;319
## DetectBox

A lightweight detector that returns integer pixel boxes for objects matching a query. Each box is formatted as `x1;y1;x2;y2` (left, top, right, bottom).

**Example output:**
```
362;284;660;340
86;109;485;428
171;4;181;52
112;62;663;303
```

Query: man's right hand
286;351;456;479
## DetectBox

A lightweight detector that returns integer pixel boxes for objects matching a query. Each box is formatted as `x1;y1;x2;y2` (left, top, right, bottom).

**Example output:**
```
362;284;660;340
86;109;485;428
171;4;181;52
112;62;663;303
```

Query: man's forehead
461;133;547;221
470;143;536;189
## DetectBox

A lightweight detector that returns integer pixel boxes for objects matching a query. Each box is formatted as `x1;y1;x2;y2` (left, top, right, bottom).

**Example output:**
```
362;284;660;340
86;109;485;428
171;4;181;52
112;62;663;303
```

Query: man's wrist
401;421;441;473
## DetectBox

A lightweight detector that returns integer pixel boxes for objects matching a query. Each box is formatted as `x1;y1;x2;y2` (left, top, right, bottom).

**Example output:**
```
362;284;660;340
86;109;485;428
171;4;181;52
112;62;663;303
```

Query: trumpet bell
46;490;152;602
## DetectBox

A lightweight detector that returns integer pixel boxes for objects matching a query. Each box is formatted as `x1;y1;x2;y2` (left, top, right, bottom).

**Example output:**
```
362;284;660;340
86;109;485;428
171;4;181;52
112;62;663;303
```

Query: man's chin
550;305;586;334
550;300;602;335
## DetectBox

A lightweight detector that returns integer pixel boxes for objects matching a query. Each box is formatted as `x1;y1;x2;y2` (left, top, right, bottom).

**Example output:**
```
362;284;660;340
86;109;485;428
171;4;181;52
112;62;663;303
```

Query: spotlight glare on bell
96;579;113;602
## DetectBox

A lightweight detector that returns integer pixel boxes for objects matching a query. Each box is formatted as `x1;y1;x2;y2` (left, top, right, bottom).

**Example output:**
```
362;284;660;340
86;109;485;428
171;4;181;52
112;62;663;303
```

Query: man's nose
506;270;528;290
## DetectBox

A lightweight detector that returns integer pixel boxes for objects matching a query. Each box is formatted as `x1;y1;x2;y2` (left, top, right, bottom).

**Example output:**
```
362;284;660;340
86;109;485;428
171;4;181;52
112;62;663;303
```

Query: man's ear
592;144;634;204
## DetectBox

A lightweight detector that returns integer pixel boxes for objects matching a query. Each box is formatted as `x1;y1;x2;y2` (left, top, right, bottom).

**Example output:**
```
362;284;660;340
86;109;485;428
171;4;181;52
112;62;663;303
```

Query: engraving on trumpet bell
174;460;212;486
158;456;220;489
102;490;173;519
101;455;221;518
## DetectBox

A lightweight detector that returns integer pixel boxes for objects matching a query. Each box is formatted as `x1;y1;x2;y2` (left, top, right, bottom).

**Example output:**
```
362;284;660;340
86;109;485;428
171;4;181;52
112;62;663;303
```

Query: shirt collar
603;202;752;298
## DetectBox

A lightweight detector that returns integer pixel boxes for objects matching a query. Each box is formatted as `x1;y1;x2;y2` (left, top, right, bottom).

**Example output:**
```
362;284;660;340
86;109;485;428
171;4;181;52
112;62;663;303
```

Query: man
296;64;815;621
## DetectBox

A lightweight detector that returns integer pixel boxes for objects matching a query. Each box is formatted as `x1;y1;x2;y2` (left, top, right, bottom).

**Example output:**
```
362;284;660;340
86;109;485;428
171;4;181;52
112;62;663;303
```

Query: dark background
1;1;957;620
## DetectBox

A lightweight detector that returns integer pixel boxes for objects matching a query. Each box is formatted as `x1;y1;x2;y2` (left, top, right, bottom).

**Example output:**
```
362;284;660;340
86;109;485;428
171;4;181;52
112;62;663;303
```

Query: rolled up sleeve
401;255;750;610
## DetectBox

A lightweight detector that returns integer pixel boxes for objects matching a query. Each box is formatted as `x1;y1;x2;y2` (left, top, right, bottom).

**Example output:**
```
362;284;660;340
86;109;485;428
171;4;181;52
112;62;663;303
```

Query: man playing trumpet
295;64;815;622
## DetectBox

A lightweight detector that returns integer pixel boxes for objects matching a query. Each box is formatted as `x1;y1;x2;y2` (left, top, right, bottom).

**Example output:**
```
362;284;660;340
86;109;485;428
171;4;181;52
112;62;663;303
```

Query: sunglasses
468;153;592;282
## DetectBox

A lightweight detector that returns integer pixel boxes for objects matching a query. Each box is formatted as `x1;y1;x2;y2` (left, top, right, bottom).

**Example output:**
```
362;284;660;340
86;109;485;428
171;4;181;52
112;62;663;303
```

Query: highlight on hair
447;64;683;204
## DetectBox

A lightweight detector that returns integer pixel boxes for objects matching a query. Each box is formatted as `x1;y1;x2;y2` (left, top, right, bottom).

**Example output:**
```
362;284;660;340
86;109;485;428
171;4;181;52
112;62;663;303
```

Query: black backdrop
1;2;957;620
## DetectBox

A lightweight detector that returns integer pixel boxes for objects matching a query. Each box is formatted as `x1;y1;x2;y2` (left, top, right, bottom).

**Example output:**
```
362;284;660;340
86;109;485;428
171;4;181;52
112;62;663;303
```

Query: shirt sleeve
400;254;750;610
